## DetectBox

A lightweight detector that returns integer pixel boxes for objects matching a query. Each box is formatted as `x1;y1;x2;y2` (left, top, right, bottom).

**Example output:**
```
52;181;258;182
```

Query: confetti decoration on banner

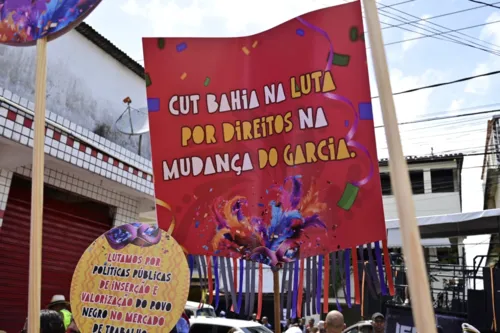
242;46;250;55
349;26;359;41
204;77;211;87
337;183;359;210
180;72;187;80
158;38;165;49
252;41;259;48
176;42;187;52
296;28;305;36
145;73;152;87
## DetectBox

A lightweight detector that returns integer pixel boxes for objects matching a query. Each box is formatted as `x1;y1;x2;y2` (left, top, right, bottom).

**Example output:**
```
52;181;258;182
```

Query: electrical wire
378;4;500;55
372;69;500;98
468;0;500;10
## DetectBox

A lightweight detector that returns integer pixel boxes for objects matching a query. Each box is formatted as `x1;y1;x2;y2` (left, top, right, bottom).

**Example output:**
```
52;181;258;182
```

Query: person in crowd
306;318;315;333
251;313;258;322
371;312;385;333
220;311;226;318
262;317;272;330
437;325;444;333
311;328;319;333
299;318;305;331
324;311;346;333
47;295;72;330
21;310;65;333
318;320;325;333
285;320;302;333
65;318;79;333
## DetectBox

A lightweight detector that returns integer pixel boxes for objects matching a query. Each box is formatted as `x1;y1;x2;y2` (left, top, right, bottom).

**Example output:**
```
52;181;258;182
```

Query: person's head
22;310;65;333
300;318;306;325
220;311;226;318
325;310;346;333
262;317;269;324
309;318;315;327
287;318;292;325
371;313;385;333
318;320;325;333
47;295;69;312
252;313;257;321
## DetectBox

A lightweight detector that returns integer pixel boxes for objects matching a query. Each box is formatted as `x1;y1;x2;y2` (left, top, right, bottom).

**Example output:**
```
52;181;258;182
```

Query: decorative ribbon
213;256;220;309
374;242;388;296
237;258;244;313
316;255;323;312
323;253;330;314
188;255;194;281
230;257;237;312
312;256;318;314
220;257;230;309
331;252;341;311
245;259;251;315
281;263;288;316
352;248;360;305
200;256;208;303
226;257;238;313
382;239;396;296
250;261;257;316
287;262;294;319
292;260;299;318
344;249;352;308
257;263;263;320
207;255;213;305
366;242;381;294
297;258;305;318
363;261;377;300
305;257;311;316
195;256;205;303
361;265;366;318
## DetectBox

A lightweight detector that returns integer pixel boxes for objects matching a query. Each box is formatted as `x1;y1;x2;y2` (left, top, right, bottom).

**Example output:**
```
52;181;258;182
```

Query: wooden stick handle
28;37;48;333
361;1;437;332
274;270;281;333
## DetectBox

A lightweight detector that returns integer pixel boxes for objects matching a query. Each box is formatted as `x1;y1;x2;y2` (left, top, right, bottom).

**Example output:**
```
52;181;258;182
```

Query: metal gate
0;175;113;333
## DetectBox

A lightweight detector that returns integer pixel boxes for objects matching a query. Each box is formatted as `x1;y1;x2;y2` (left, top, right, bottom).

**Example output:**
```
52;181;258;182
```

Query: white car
185;301;216;318
342;320;373;333
189;317;273;333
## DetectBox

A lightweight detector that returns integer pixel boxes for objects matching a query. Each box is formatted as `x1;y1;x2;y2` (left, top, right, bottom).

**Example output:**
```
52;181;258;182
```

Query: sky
84;0;500;269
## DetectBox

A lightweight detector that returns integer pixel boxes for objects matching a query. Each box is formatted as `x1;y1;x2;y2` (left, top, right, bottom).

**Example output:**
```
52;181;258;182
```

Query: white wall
0;29;150;158
380;160;461;219
383;192;461;219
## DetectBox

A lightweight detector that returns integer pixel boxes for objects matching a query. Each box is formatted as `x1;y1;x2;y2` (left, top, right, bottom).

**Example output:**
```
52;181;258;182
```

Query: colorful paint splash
0;0;101;45
210;176;328;267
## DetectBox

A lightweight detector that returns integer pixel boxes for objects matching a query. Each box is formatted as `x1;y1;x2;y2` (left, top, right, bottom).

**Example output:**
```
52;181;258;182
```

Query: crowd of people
20;295;79;333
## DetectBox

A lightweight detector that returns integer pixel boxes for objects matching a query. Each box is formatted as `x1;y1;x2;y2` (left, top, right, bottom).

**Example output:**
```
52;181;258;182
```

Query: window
380;172;391;195
431;169;455;193
409;170;424;194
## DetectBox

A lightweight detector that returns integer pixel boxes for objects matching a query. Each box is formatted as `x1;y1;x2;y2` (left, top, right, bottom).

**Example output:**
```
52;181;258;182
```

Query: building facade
0;23;155;332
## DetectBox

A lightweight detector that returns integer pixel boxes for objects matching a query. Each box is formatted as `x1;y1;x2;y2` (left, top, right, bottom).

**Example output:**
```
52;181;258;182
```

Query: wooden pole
273;270;281;333
361;1;437;333
27;37;48;333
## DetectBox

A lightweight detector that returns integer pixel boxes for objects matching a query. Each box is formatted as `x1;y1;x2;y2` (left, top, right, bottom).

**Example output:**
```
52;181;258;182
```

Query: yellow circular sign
71;223;189;333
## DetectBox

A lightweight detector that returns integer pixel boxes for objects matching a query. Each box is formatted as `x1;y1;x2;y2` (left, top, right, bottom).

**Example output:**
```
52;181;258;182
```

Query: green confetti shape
337;183;359;210
157;38;165;49
326;52;351;67
349;27;359;42
204;77;211;87
145;73;152;87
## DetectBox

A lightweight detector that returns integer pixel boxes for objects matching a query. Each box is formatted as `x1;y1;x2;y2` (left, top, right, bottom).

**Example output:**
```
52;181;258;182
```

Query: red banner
143;1;386;267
